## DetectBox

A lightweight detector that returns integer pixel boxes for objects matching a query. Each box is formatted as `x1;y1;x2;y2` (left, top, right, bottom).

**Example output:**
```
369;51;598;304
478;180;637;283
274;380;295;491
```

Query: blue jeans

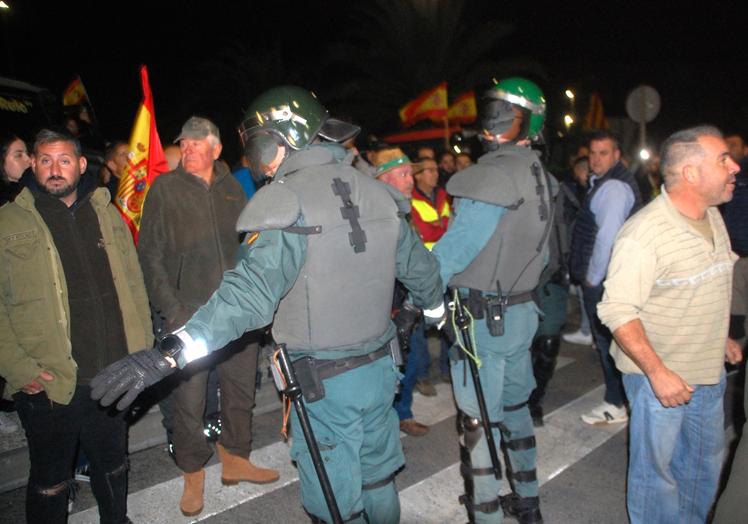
583;283;625;406
623;372;726;524
394;323;430;421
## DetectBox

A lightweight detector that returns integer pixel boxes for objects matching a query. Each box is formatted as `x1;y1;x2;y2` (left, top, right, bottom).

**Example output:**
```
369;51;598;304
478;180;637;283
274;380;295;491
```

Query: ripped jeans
14;385;129;524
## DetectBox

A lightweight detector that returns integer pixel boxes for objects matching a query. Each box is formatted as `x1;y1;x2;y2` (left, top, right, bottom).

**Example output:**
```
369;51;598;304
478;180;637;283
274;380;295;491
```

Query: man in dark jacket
1;129;153;523
569;130;642;426
137;117;279;517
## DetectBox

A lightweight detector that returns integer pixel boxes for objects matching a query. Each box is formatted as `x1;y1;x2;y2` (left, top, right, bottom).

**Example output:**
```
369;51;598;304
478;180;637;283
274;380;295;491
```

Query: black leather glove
90;347;176;411
393;302;422;351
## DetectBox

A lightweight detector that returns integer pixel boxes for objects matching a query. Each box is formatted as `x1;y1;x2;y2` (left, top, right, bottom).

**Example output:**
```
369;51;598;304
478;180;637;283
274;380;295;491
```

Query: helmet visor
318;118;361;144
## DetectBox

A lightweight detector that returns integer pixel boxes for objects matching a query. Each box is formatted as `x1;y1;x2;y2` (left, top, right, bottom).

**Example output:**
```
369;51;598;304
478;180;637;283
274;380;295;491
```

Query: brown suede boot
180;469;205;517
216;442;280;486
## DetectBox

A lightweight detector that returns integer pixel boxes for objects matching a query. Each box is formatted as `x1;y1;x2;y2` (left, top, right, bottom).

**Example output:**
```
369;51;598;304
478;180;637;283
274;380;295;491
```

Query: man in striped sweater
598;125;742;524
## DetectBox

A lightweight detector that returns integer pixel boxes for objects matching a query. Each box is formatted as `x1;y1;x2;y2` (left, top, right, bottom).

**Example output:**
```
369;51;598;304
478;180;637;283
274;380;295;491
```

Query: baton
454;297;502;480
273;344;343;524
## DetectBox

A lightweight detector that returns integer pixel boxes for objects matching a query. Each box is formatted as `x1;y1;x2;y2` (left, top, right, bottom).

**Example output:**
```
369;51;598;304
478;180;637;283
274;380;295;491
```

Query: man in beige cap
371;147;414;196
370;147;435;437
138;116;279;516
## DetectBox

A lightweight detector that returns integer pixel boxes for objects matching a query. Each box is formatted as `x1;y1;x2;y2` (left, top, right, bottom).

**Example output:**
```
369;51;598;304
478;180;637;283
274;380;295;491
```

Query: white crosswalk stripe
399;384;626;522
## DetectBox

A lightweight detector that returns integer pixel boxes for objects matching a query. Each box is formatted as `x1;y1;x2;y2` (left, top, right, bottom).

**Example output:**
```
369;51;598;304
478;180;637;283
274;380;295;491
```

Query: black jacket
137;162;247;331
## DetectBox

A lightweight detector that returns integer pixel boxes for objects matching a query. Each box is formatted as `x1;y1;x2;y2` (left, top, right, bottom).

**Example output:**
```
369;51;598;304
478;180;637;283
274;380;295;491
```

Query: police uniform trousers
450;301;539;524
290;355;404;524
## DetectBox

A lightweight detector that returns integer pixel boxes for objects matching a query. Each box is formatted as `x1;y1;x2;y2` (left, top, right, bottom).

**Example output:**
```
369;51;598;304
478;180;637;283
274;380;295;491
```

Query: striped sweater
598;189;737;385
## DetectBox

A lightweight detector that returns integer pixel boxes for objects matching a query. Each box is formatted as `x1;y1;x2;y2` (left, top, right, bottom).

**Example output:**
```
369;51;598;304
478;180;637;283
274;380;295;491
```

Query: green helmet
485;77;546;141
238;86;360;180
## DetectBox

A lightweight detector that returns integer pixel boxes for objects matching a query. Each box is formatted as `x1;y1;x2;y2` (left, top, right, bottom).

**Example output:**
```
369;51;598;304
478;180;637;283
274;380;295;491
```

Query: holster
465;288;537;338
291;343;392;403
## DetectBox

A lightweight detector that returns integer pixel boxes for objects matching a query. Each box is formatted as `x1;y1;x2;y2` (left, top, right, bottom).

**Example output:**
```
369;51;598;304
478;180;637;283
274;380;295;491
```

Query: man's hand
21;370;54;395
725;337;743;365
648;367;694;408
90;348;176;410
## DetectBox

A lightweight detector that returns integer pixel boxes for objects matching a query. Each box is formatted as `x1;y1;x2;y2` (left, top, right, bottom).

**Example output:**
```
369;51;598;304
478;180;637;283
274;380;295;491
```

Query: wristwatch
157;334;185;359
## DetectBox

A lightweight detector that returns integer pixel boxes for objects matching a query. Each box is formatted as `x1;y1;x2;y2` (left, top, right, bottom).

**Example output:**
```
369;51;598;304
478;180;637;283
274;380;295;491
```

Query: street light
639;148;651;161
0;0;13;74
565;89;575;101
564;114;574;129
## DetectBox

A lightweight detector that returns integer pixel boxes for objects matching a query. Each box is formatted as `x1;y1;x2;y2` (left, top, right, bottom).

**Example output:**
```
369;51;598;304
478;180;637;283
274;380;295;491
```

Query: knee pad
457;410;502;491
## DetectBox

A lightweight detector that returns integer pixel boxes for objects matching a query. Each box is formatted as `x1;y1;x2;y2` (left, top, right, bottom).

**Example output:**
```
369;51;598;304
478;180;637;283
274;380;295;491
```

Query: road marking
71;356;580;523
399;384;627;522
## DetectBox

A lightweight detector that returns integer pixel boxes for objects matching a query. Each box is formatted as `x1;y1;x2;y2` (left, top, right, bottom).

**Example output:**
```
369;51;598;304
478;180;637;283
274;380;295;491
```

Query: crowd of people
1;76;746;524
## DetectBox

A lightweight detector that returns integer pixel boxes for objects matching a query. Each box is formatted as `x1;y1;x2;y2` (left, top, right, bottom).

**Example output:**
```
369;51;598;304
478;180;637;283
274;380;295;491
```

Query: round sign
626;85;661;123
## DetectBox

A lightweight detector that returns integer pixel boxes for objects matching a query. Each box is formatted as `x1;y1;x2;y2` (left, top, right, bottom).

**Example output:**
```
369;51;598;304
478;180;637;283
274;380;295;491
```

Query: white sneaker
0;412;19;434
581;402;628;426
562;329;593;346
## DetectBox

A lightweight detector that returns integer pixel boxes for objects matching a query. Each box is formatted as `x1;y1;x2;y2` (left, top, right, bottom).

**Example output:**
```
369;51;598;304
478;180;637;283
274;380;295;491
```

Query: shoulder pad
381;182;412;215
235;182;301;233
446;162;521;207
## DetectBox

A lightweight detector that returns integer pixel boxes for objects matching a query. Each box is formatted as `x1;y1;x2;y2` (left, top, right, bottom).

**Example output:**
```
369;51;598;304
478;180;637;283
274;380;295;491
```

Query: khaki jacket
0;187;153;404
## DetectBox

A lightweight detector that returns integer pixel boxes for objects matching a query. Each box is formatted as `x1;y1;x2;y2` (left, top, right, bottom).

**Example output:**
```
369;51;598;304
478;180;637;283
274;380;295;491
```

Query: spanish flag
447;91;477;124
582;92;609;130
399;82;448;127
62;75;89;107
114;65;169;242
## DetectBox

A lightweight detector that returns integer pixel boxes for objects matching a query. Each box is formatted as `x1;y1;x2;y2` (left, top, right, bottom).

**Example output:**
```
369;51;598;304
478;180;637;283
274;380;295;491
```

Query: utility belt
290;339;399;403
460;288;537;338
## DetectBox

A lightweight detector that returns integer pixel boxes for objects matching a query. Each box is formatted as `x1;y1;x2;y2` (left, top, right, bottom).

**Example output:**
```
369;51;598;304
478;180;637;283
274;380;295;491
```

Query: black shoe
203;413;222;442
500;493;543;524
529;402;544;427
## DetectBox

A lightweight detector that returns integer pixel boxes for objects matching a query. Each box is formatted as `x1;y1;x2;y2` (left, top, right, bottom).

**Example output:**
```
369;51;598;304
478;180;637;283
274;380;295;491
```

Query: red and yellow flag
582;92;609;130
447;91;477;124
62;75;89;107
399;82;448;127
114;65;169;243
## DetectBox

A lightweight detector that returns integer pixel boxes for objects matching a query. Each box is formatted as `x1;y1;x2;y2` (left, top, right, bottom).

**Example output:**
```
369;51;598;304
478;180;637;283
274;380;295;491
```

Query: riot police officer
91;86;444;524
432;77;556;524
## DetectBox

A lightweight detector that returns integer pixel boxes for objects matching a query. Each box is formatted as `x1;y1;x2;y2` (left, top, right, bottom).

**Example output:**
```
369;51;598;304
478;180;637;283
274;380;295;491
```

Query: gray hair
660;125;723;188
33;128;83;158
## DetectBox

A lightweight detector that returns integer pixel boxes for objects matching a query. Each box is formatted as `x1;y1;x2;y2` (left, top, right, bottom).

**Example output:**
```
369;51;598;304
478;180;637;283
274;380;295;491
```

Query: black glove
393;302;422;351
90;347;176;411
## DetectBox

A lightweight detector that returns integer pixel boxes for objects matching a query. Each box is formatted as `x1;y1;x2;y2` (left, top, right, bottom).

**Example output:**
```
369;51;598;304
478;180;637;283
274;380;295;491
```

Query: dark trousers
14;385;128;524
173;333;261;472
582;283;626;407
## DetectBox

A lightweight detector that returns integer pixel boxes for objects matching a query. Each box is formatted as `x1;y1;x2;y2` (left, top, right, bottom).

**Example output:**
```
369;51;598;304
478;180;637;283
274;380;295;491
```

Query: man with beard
0;129;153;523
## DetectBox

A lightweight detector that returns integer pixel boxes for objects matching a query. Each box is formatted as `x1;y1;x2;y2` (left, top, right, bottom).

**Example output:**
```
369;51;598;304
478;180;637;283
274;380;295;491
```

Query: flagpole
443;116;450;151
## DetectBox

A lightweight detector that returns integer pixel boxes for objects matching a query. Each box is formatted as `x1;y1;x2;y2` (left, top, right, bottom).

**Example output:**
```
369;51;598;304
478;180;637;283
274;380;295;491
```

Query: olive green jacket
0;187;153;404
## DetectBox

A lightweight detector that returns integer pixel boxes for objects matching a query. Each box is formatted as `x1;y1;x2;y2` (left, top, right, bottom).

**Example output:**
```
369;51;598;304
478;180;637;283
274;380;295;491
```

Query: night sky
1;1;744;164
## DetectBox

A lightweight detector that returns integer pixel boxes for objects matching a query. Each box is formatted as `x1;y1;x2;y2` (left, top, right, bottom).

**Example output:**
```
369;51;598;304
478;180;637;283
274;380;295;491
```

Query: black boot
528;336;561;426
501;493;543;524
